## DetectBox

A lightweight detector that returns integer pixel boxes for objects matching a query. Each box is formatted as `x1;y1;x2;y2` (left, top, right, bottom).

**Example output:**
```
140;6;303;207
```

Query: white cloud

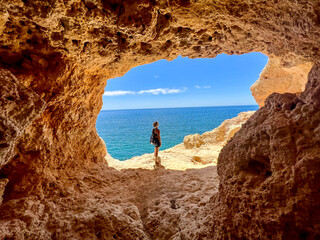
104;87;186;96
194;85;211;89
138;87;186;95
103;90;135;96
154;75;160;78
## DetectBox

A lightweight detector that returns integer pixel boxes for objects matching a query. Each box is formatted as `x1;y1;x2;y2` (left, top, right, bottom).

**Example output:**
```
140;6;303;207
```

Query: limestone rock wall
215;63;320;239
0;63;107;201
0;0;320;239
0;69;46;168
1;0;320;200
251;58;313;107
0;178;9;205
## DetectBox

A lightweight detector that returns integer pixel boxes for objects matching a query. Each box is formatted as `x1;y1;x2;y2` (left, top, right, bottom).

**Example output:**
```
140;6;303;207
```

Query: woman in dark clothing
151;121;161;166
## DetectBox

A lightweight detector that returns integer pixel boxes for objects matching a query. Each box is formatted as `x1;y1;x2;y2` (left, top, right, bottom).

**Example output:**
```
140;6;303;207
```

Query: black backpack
150;129;156;145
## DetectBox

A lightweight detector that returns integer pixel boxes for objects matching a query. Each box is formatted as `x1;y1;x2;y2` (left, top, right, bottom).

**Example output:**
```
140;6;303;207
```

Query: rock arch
0;0;320;238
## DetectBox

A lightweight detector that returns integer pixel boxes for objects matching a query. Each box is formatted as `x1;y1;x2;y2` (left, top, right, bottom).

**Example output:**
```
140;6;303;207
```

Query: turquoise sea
96;105;258;160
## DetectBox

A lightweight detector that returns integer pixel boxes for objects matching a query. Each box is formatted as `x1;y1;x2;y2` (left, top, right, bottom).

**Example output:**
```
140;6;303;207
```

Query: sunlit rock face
0;0;320;239
216;63;320;239
183;111;255;149
251;58;313;107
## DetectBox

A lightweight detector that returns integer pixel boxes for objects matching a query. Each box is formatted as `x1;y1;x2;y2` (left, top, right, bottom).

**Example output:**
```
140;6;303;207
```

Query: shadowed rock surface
0;0;320;239
0;164;219;239
216;63;320;239
0;69;46;167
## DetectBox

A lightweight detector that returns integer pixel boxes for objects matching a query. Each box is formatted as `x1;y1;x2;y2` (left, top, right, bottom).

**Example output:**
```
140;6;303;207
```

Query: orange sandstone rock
0;0;320;239
0;0;319;194
0;69;46;168
251;58;313;107
216;63;320;239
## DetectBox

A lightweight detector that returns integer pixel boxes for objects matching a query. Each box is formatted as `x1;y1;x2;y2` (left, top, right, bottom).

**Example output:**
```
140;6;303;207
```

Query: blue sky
102;53;268;110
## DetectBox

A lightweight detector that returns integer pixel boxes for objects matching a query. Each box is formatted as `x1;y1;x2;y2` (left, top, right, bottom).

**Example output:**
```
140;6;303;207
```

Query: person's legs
154;147;159;165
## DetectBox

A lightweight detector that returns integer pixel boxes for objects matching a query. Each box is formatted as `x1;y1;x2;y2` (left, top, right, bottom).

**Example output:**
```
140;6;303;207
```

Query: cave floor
0;164;219;239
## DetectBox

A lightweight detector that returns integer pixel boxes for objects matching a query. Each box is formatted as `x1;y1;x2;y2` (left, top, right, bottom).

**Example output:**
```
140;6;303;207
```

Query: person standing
150;121;161;167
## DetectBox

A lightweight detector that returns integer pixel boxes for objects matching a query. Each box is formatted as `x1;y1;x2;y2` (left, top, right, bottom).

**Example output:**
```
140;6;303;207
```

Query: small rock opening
247;158;271;177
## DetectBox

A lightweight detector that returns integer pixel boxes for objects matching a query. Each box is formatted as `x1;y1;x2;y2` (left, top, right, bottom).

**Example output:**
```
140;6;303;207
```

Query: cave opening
0;0;319;238
97;53;269;169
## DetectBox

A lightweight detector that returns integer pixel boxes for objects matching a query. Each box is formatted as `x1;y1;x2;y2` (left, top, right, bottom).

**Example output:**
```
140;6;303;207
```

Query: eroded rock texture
251;58;313;107
0;69;46;167
0;0;319;196
0;0;320;239
216;63;320;239
0;178;9;205
0;163;218;239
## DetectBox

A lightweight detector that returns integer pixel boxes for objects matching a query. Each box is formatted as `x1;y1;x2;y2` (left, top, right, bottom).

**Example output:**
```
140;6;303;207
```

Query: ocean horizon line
100;104;259;112
97;105;258;160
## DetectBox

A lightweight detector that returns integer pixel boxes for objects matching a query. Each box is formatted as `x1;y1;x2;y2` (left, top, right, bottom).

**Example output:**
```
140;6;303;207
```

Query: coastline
105;111;255;170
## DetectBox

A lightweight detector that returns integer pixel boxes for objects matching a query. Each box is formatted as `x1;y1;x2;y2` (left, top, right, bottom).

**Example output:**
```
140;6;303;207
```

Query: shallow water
96;105;258;160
